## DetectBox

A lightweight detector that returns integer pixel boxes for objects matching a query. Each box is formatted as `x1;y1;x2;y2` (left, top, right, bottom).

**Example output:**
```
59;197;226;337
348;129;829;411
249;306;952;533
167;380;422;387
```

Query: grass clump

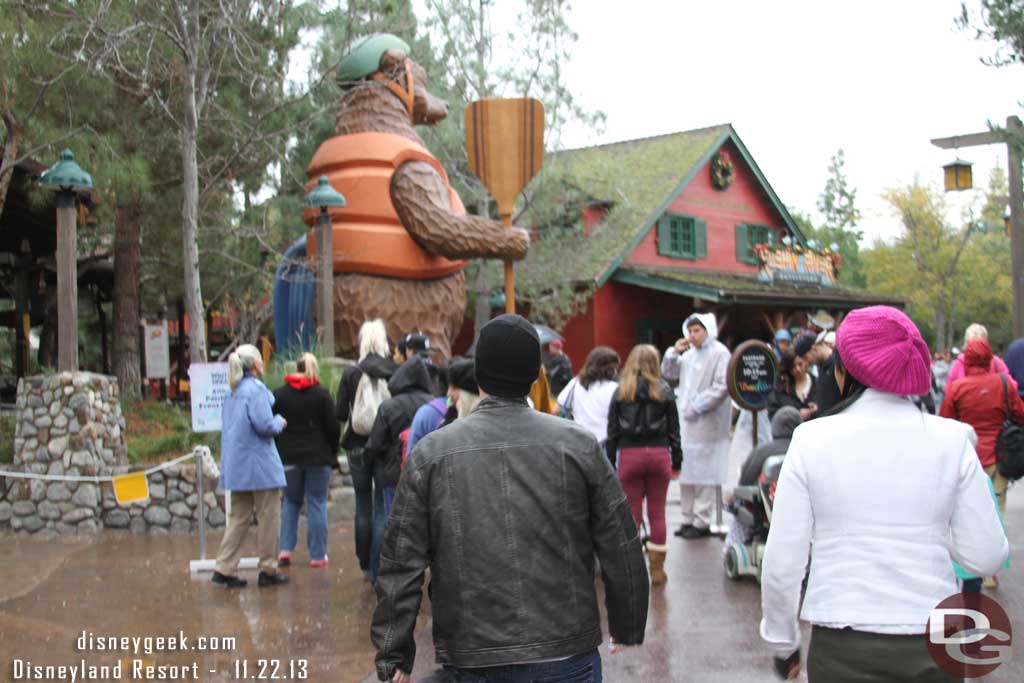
124;400;219;465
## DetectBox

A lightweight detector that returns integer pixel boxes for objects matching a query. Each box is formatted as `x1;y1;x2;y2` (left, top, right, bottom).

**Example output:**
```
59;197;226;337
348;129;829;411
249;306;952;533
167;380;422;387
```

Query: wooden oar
464;98;545;314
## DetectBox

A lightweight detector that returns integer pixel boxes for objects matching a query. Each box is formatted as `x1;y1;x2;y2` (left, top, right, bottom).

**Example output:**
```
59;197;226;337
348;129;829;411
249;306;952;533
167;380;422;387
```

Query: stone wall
0;372;127;536
1;373;353;537
99;462;226;534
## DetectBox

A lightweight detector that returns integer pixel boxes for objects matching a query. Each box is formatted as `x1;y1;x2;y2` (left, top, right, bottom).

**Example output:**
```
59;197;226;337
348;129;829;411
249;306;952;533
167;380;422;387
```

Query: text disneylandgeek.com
9;631;309;681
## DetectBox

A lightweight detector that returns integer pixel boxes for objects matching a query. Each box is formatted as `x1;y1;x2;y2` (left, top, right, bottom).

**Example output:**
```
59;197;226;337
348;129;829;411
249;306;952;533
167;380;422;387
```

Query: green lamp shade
39;149;93;191
488;290;507;309
304;176;346;209
338;33;411;83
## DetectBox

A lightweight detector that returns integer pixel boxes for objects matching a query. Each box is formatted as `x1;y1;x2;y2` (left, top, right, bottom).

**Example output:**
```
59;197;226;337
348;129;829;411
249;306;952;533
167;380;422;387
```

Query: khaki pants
983;464;1009;516
679;483;716;529
215;489;281;575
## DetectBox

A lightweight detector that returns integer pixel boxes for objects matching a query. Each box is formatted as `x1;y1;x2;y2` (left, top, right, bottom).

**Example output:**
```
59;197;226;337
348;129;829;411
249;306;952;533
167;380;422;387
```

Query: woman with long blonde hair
273;352;340;568
606;344;682;586
335;319;397;582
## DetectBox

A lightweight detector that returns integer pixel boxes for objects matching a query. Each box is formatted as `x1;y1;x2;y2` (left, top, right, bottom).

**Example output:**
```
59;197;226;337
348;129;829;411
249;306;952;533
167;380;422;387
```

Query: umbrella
464;323;564;357
533;324;564;346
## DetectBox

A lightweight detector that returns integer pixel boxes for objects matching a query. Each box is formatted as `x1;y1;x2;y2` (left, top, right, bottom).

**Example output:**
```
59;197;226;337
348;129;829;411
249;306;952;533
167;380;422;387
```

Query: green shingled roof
507;124;731;292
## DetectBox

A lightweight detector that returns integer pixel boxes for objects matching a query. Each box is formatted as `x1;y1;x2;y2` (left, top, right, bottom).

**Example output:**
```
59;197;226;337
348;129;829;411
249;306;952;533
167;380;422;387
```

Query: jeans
617;446;671;545
351;448;388;582
444;648;601;682
369;485;398;584
279;465;333;561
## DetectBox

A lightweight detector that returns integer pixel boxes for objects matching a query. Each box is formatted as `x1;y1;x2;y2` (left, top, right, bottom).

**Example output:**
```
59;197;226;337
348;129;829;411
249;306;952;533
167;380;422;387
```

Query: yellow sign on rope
112;472;149;505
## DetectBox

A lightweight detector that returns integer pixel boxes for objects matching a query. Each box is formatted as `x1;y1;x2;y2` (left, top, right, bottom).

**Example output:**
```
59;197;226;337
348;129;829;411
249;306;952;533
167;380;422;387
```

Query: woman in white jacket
760;306;1009;682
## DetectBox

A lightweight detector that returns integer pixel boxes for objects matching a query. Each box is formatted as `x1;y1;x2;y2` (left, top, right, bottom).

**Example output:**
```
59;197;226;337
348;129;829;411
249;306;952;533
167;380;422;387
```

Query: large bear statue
304;33;528;359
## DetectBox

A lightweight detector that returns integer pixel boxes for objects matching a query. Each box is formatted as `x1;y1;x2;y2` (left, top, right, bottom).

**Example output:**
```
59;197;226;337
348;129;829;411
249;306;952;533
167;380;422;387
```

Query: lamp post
932;116;1024;338
304;175;346;356
39;149;93;372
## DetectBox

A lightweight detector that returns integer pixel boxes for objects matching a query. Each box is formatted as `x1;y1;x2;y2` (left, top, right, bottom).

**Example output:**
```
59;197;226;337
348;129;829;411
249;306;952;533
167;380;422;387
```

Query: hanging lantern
943;159;973;192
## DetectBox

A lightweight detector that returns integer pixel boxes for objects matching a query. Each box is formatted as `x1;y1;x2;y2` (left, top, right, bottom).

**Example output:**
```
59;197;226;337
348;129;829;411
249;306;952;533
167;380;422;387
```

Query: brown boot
647;542;668;585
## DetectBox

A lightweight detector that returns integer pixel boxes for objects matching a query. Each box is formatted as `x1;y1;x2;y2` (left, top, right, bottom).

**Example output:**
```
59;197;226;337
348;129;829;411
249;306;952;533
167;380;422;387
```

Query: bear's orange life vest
304;132;466;280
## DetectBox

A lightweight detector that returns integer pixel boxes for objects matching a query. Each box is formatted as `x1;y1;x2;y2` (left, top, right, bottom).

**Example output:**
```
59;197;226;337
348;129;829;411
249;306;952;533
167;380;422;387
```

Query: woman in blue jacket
212;344;290;588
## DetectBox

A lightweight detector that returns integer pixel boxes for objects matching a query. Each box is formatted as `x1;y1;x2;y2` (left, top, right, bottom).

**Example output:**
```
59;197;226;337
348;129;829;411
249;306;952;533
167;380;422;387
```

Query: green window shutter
736;223;752;264
695;219;707;258
657;216;671;256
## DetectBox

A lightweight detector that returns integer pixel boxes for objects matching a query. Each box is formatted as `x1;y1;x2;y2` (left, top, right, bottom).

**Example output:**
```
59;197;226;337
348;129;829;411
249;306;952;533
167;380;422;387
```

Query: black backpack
995;374;1024;481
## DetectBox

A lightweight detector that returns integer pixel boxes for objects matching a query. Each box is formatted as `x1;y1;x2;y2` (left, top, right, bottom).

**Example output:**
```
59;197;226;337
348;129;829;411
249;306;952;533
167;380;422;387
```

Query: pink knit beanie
836;306;931;395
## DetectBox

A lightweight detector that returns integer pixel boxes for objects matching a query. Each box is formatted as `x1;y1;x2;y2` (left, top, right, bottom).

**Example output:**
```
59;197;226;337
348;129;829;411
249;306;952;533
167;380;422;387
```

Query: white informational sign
188;363;231;433
143;321;170;379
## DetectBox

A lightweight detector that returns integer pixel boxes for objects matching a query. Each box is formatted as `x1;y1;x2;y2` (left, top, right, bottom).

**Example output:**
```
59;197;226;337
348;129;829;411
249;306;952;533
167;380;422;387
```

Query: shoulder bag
995;374;1024;481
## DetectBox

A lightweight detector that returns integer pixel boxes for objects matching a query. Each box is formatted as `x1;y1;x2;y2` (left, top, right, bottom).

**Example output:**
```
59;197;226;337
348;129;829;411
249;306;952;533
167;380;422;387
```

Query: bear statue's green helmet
338;33;411;84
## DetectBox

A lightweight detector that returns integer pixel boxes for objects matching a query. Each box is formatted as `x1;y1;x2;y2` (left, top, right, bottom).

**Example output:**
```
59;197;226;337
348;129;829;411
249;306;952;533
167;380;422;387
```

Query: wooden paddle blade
464;98;545;215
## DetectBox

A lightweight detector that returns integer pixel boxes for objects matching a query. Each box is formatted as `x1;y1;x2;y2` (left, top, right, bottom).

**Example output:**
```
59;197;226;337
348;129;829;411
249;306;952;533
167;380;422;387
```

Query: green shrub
263;344;350;400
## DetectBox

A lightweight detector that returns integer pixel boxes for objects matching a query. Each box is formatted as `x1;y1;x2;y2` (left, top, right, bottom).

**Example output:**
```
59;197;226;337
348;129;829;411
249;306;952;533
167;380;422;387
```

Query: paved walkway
1;485;1021;682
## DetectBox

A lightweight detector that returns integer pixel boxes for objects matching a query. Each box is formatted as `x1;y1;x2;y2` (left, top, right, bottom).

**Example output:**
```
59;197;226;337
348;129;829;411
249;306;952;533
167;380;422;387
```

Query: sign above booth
755;243;840;287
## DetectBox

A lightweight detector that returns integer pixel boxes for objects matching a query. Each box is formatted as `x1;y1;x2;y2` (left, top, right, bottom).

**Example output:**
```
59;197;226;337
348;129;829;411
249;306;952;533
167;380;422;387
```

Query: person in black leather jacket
606;344;682;586
372;314;649;683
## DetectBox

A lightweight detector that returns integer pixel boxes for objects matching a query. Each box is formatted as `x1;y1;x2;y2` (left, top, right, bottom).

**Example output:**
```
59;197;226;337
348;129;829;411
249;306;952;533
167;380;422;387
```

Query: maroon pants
617;446;672;545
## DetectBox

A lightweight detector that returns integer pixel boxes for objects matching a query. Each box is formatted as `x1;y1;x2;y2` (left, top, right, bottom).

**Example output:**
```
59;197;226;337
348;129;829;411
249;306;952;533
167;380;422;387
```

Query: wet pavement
2;486;1022;682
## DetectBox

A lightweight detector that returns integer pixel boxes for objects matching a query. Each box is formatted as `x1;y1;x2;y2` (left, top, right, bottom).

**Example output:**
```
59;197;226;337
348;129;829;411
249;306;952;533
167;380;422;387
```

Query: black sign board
727;340;778;412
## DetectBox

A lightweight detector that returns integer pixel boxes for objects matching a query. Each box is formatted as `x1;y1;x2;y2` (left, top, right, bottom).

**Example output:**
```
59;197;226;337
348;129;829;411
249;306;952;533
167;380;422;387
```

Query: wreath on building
711;151;735;190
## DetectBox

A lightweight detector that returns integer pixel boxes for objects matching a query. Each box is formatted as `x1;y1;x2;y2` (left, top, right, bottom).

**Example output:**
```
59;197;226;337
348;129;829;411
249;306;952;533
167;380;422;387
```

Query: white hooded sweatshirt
662;312;732;485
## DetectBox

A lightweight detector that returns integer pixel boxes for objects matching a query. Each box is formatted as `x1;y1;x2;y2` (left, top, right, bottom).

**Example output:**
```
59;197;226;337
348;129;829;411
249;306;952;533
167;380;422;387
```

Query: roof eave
612;269;723;302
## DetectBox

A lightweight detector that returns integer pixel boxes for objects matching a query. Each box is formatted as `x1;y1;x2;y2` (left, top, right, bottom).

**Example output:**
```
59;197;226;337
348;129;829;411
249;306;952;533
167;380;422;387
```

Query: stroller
723;454;785;582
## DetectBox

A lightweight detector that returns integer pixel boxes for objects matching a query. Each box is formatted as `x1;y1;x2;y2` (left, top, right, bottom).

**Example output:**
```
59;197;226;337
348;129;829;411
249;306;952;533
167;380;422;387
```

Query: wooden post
501;214;515;314
317;209;335;354
933;120;1024;336
56;190;78;372
13;250;30;378
1008;116;1024;339
177;298;186;396
95;290;109;374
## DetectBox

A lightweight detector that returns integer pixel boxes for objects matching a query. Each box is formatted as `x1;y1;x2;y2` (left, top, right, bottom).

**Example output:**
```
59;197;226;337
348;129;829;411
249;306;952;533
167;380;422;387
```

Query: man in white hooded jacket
661;312;732;538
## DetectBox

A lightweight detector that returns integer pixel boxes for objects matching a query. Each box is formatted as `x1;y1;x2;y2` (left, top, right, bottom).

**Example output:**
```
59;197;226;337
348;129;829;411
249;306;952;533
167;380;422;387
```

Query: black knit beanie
447;358;478;394
474;314;541;398
793;332;816;358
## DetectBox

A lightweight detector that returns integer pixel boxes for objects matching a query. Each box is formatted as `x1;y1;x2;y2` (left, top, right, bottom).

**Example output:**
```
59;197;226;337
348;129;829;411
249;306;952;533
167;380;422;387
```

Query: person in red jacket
940;337;1024;520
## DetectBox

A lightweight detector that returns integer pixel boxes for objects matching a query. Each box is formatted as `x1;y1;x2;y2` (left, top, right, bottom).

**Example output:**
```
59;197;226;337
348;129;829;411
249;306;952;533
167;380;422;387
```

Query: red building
505;124;901;368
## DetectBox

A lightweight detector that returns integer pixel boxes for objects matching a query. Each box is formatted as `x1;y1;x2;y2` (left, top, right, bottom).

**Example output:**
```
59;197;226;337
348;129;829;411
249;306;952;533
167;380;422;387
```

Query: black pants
347;447;383;573
808;626;961;683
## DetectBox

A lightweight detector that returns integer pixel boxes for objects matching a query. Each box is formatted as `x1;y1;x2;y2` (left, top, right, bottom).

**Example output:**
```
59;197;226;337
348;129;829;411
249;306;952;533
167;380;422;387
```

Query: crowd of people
206;306;1017;682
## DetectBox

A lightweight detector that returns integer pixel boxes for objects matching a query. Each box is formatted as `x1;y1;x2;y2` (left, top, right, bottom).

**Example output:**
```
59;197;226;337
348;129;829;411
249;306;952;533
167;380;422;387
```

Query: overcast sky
547;0;1023;243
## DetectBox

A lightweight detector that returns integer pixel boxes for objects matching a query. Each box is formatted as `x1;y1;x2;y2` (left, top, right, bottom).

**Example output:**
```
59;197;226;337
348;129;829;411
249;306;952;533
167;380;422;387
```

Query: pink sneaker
278;551;292;567
309;556;329;568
